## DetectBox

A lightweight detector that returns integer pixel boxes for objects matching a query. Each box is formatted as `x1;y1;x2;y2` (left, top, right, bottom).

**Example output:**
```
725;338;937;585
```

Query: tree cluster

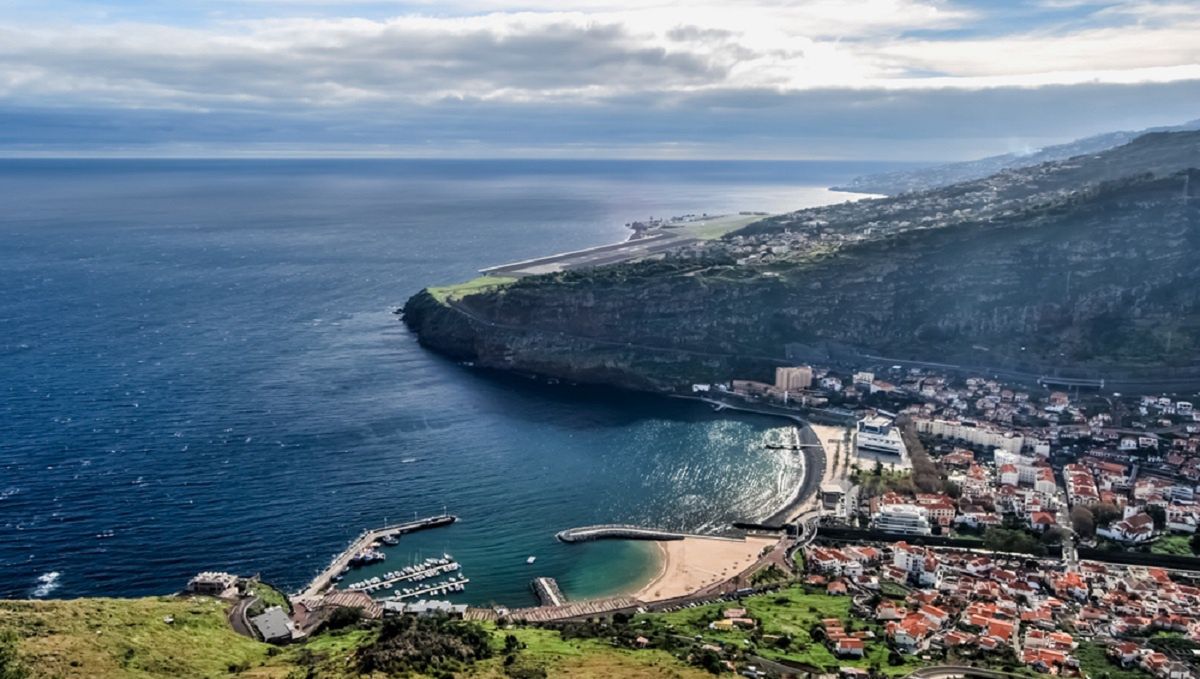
356;614;492;676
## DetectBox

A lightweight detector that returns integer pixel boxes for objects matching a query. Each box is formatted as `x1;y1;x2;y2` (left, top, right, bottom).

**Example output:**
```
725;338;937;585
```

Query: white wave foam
31;571;61;597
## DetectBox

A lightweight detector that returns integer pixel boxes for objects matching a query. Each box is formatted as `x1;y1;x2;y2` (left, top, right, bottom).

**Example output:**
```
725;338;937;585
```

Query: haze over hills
832;118;1200;196
404;129;1200;391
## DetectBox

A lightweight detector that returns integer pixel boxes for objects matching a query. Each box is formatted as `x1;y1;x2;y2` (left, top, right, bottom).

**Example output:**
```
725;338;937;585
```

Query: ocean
0;158;898;606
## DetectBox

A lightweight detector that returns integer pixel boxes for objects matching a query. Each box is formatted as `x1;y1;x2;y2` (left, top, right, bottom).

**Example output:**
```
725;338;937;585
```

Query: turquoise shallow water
0;158;895;605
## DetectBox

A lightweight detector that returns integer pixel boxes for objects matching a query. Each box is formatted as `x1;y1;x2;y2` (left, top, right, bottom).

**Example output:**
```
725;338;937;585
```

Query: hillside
832;118;1200;196
403;131;1200;391
0;596;713;679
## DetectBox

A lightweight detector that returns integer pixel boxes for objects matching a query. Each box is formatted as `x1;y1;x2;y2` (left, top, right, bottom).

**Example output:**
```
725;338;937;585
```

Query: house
835;638;865;657
1098;512;1155;544
999;464;1020;487
919;605;950;627
1029;511;1057;532
887;614;931;650
1108;641;1141;667
875;602;906;621
249;606;293;644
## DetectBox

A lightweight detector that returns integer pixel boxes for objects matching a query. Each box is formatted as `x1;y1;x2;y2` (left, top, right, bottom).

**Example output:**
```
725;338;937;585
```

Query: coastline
616;398;847;603
630;535;777;603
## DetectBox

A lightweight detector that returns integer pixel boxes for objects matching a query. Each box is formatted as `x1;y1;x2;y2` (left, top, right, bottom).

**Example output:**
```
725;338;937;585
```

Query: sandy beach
810;422;851;482
632;535;778;602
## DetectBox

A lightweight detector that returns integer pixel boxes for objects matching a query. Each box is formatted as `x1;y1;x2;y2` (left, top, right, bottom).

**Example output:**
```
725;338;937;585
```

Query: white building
857;416;907;457
873;504;932;535
915;418;1024;454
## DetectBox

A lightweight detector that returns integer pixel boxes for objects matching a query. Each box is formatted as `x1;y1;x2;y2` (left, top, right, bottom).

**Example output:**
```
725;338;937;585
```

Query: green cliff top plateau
404;131;1200;391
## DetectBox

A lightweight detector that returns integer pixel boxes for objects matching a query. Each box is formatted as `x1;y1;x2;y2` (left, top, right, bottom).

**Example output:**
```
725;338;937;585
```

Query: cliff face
404;138;1200;391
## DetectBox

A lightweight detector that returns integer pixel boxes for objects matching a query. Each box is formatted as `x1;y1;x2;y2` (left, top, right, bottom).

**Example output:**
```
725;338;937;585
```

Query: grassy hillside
0;597;279;679
0;596;713;679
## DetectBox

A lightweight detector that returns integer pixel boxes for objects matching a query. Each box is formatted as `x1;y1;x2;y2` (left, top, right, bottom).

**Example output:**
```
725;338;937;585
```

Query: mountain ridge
831;118;1200;196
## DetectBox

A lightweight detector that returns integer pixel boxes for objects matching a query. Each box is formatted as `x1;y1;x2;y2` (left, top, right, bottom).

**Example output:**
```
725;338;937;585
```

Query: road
228;597;258;640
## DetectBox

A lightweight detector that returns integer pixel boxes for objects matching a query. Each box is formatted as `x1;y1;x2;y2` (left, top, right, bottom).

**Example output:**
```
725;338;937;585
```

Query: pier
383;578;471;602
530;577;566;607
555;524;689;543
296;514;457;603
347;560;461;593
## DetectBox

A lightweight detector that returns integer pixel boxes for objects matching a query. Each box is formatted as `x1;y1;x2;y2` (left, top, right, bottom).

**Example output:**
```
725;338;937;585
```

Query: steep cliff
404;132;1200;391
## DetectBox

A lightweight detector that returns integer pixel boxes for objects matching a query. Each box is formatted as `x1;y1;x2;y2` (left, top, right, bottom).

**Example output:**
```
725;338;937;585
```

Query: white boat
526;556;536;564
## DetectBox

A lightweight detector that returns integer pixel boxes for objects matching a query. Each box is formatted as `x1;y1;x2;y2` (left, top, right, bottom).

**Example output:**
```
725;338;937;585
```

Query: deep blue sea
0;158;898;606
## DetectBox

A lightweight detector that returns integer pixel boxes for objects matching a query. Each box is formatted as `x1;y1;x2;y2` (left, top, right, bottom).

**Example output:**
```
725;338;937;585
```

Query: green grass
1075;641;1152;679
1150;534;1195;556
0;596;280;679
472;625;711;679
676;214;769;240
643;586;925;676
246;581;290;617
427;275;516;303
0;596;713;679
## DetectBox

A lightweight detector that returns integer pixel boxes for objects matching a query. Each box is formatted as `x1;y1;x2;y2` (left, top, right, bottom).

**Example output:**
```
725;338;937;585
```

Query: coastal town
164;358;1200;679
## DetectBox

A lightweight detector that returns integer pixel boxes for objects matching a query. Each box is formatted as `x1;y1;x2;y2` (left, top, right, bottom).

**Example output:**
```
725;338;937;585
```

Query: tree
1042;526;1070;546
325;606;362;630
1145;505;1166;530
1092;502;1121;528
873;459;884;477
1070;506;1096;538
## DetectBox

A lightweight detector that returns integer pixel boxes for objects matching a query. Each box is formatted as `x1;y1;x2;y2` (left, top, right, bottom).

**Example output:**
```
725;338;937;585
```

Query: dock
530;577;566;607
383;578;471;602
347;560;461;593
295;514;457;603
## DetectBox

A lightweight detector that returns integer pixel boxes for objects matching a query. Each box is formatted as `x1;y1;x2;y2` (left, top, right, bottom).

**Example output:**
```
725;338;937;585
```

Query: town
686;359;1200;677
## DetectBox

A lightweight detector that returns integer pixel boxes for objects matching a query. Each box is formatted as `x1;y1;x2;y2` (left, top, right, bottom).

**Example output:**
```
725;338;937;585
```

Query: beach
632;535;778;602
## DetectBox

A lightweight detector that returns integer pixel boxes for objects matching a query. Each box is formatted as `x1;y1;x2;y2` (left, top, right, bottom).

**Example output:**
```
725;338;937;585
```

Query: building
1097;513;1155;544
775;366;813;392
382;599;468;618
821;483;845;511
872;504;932;535
915;418;1024;454
857;416;907;457
250;606;293;644
186;572;238;597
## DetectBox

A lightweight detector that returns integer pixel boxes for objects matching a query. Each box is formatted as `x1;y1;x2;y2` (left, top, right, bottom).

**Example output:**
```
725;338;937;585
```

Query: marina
296;514;457;603
381;577;471;602
346;556;462;593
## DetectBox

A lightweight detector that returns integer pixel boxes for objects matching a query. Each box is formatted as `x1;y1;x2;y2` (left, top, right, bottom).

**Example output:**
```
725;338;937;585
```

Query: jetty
530;577;566;607
555;525;688;543
296;514;456;602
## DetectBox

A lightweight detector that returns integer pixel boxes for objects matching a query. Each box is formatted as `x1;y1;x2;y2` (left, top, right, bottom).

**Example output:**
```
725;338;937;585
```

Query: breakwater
555;525;689;543
530;577;566;607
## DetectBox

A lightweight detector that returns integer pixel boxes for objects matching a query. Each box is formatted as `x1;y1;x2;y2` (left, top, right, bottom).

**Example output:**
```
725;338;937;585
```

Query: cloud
0;0;1196;156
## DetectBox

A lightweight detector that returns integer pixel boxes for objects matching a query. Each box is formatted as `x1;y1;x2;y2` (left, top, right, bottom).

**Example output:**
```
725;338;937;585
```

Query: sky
0;0;1198;159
